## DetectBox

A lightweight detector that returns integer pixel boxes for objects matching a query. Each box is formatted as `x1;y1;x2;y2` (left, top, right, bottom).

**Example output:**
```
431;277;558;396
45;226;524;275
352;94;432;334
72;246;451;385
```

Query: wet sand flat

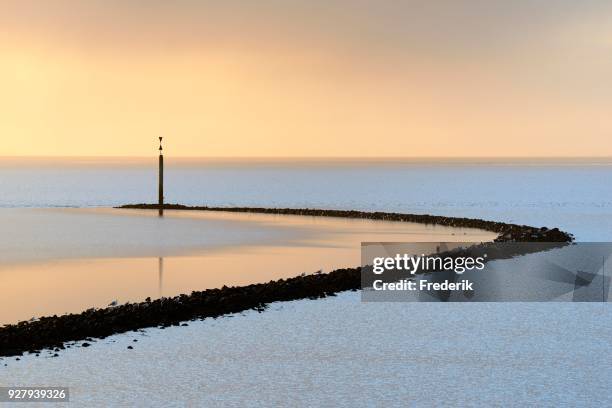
3;294;611;406
0;208;496;324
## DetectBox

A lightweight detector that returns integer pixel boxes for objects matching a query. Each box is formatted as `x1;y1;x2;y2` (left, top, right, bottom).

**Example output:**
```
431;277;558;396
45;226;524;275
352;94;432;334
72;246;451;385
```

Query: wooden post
158;137;164;216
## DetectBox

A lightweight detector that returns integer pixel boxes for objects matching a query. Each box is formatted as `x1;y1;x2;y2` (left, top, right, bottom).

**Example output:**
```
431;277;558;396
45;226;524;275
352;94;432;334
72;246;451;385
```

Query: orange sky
1;1;611;157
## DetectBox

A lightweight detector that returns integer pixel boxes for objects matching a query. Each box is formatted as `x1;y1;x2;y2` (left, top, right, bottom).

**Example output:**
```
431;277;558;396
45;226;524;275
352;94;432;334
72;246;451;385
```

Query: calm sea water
2;158;612;406
1;158;611;240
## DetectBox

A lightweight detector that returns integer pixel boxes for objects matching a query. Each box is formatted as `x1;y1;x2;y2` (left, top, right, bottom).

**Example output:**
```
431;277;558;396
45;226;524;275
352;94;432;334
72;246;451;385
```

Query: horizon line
3;155;612;160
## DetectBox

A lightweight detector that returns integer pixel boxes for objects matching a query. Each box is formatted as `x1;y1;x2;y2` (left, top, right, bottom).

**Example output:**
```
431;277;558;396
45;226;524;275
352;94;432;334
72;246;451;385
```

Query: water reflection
156;257;162;298
0;210;495;324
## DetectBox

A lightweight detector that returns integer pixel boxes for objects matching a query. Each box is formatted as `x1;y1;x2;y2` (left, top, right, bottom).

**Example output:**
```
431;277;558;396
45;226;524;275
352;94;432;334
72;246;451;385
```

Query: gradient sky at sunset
1;0;612;157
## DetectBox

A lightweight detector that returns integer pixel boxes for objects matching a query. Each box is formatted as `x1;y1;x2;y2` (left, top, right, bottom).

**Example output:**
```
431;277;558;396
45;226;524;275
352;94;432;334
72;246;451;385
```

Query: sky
1;0;611;157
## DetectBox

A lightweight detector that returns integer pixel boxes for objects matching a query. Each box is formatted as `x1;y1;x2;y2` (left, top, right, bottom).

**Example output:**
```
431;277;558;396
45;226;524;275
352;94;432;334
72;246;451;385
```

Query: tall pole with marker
158;137;164;216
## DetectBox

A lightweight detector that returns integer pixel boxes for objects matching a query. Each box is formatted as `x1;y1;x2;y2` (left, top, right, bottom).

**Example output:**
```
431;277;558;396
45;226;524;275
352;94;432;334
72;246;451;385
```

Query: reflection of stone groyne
119;204;574;242
0;205;573;358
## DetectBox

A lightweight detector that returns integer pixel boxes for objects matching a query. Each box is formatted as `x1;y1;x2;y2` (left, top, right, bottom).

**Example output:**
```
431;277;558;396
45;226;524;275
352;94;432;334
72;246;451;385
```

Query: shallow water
2;293;610;407
1;158;611;406
0;208;494;324
2;158;612;240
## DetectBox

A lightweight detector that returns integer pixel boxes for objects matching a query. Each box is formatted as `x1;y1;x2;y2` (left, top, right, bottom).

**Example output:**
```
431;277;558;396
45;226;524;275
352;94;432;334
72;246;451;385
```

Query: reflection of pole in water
158;257;164;298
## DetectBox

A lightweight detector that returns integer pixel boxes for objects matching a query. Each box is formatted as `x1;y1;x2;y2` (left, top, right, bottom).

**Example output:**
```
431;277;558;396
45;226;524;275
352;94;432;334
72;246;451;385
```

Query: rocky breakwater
120;204;573;242
0;206;573;358
0;268;360;357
